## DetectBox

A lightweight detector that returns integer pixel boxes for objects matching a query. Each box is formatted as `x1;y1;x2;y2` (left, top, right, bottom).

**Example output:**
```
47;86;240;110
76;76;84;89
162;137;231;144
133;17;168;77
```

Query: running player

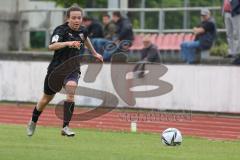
26;5;103;137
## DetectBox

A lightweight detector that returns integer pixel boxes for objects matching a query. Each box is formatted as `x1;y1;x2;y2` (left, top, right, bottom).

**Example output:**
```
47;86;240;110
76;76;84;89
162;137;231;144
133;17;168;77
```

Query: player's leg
61;72;80;137
27;94;55;136
32;93;55;122
27;73;56;136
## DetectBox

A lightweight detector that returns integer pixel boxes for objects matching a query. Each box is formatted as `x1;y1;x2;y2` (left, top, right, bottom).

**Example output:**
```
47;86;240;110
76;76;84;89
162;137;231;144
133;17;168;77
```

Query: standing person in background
229;0;240;63
223;0;240;58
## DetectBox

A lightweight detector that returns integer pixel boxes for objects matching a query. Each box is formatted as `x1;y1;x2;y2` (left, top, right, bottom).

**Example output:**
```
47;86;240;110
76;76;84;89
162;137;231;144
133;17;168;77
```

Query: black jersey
48;22;88;72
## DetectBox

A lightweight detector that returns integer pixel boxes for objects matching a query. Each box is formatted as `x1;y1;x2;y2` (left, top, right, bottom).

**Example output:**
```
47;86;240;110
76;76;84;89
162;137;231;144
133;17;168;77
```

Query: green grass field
0;124;240;160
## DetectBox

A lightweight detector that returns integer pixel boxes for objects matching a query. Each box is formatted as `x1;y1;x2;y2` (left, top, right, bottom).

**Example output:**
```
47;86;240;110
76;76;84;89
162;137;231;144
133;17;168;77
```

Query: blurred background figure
82;16;106;56
102;14;116;41
222;0;234;58
133;35;160;78
82;15;116;62
82;16;104;38
101;11;134;62
180;8;216;64
222;0;240;59
112;11;134;43
230;0;240;57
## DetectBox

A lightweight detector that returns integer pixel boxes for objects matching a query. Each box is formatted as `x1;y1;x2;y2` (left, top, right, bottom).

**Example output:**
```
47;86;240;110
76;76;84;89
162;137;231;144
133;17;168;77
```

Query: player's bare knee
66;94;75;102
65;81;77;95
65;82;77;88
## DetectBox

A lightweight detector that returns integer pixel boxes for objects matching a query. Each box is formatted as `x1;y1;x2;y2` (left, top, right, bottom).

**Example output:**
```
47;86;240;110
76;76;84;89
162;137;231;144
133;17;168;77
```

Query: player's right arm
48;41;80;51
48;26;80;51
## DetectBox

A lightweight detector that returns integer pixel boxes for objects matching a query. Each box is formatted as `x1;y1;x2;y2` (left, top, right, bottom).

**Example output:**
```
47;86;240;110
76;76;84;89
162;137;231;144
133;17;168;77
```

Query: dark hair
112;11;122;18
66;4;83;18
103;14;110;18
82;16;93;21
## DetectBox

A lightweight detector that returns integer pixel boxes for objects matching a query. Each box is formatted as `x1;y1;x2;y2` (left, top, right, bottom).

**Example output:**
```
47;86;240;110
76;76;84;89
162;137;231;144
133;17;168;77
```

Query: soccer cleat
61;126;75;137
27;120;36;137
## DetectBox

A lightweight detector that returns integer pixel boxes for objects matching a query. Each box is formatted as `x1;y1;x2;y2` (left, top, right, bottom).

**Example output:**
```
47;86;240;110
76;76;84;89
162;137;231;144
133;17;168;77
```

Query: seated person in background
180;8;216;64
101;11;134;62
133;35;160;78
82;16;104;38
112;11;134;43
82;16;106;56
102;14;116;40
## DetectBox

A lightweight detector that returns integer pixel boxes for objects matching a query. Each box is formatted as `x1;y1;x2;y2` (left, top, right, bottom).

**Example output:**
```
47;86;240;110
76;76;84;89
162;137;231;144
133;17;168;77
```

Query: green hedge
30;31;45;48
210;43;228;57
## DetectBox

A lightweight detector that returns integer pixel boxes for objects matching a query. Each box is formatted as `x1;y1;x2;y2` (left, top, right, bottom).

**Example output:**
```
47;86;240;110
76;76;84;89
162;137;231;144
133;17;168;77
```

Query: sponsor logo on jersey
51;35;59;43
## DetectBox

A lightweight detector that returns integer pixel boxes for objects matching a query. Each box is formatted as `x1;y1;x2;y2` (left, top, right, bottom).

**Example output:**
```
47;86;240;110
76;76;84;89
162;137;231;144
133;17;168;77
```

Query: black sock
63;101;75;128
31;106;42;123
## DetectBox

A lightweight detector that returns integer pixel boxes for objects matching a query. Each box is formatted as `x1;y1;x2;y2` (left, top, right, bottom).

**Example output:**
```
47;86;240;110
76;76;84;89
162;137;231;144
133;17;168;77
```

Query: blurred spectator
230;0;240;57
180;8;216;64
222;0;234;58
82;16;106;56
82;16;104;38
102;14;116;40
133;35;160;78
226;0;240;64
101;12;134;62
112;11;134;43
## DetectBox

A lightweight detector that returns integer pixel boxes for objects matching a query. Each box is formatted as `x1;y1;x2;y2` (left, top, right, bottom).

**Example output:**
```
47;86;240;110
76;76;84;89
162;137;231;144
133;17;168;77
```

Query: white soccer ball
161;128;182;146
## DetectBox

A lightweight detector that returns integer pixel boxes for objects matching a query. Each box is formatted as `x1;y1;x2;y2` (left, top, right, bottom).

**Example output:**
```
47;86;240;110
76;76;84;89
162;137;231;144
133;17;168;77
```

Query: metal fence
18;6;224;50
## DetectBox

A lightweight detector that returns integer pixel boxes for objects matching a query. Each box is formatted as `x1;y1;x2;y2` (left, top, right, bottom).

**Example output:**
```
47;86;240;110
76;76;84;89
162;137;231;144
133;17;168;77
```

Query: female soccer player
27;5;103;137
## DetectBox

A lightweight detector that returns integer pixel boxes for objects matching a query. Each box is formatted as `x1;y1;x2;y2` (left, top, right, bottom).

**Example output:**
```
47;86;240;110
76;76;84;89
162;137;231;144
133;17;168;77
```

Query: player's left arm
85;37;103;62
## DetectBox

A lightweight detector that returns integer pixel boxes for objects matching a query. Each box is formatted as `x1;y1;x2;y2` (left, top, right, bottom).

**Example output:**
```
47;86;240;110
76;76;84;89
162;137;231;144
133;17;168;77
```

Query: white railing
18;6;224;50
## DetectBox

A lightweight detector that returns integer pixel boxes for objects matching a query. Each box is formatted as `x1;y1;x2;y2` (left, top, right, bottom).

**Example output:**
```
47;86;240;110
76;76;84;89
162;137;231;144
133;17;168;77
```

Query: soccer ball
161;128;182;146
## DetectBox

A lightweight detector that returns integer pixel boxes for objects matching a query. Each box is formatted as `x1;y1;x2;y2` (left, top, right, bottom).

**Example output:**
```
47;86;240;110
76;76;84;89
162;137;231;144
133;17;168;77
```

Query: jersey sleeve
50;26;65;44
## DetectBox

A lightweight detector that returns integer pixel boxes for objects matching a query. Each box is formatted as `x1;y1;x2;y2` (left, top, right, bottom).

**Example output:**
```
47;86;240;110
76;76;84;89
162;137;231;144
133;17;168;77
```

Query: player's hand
93;52;103;62
66;41;81;49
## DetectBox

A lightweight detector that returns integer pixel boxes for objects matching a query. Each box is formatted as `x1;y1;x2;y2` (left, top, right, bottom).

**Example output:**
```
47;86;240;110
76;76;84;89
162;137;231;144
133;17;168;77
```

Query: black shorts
44;70;80;95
